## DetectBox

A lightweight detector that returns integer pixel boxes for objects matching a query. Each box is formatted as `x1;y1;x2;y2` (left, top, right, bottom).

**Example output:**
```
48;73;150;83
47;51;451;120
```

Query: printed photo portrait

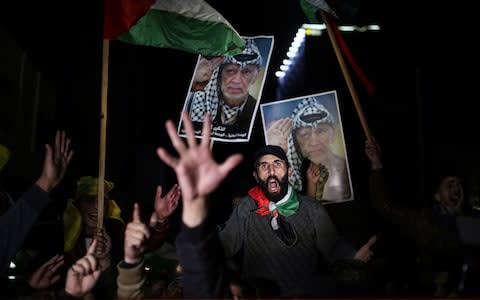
260;91;354;204
180;35;274;142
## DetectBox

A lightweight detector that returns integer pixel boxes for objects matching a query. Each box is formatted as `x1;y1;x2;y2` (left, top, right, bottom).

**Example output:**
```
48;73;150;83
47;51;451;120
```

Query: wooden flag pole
320;10;372;141
97;39;110;230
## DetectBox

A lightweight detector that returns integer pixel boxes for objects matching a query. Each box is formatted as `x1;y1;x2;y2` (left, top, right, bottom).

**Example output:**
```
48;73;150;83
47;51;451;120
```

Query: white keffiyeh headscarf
287;97;334;191
189;38;262;123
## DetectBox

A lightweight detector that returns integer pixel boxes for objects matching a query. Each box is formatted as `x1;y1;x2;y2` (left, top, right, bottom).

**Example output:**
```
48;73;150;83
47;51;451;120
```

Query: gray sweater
219;191;356;297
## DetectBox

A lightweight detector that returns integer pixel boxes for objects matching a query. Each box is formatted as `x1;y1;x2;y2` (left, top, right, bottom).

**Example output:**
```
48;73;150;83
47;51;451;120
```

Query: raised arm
35;130;74;192
116;203;151;299
65;239;101;297
157;111;243;297
0;130;73;274
145;184;180;252
156;111;243;227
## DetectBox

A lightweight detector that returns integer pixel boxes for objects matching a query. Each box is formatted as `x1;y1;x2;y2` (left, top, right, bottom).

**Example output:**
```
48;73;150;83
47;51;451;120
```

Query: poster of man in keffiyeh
260;91;354;204
180;36;274;142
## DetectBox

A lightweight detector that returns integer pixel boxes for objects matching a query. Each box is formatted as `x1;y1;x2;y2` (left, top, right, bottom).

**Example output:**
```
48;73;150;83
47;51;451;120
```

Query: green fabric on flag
115;0;245;57
299;0;337;23
274;191;299;217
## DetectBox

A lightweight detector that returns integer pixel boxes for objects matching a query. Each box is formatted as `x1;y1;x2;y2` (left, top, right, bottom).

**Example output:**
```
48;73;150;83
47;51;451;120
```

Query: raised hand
27;254;64;289
94;227;112;271
266;118;292;153
306;162;321;186
36;130;74;192
305;161;321;198
124;203;150;264
150;184;180;226
365;137;382;170
156;111;243;227
192;56;224;91
65;239;101;297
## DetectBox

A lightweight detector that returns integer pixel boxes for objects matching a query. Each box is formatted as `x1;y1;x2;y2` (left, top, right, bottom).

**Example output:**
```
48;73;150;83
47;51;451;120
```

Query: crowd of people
1;37;480;296
1;110;479;299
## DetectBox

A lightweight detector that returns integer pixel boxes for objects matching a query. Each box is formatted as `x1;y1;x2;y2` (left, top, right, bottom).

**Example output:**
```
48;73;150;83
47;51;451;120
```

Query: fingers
63;135;74;163
71;241;98;275
128;203;150;240
49;274;62;284
71;253;98;275
167;184;180;199
132;203;141;223
156;185;163;200
271;118;292;134
87;239;97;255
219;154;243;177
125;217;151;257
181;111;197;148
44;144;52;161
367;234;378;247
278;118;292;132
43;254;61;267
126;222;151;242
38;254;63;276
167;183;179;196
166;184;181;210
171;191;180;209
157;147;176;169
211;56;224;68
165;119;187;156
53;130;74;164
95;229;112;255
149;211;158;227
45;255;64;274
55;130;63;155
200;113;212;148
126;223;151;243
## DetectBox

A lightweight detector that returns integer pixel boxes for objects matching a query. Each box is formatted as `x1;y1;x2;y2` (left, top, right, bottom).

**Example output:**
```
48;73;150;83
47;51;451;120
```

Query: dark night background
1;0;479;246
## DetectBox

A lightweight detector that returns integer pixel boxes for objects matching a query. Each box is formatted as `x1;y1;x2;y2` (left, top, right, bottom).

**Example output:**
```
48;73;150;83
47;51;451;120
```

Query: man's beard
258;174;289;203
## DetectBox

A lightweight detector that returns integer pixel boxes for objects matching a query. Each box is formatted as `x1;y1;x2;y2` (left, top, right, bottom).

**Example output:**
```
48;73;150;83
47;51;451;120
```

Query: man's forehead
223;63;258;69
259;154;284;162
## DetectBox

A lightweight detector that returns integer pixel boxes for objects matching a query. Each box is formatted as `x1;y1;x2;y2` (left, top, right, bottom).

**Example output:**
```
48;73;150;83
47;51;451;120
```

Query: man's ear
434;192;441;203
287;166;293;178
253;170;259;182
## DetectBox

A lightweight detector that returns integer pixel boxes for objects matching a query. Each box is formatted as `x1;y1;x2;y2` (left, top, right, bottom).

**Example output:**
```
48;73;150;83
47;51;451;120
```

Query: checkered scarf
189;38;262;123
190;67;220;122
287;97;334;191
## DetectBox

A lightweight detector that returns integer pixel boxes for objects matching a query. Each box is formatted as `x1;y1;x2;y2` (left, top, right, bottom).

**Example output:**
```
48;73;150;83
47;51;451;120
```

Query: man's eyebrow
259;159;282;164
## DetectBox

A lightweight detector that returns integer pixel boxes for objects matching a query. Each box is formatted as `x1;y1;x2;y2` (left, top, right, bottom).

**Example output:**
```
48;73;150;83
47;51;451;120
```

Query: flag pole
97;39;109;230
320;10;372;141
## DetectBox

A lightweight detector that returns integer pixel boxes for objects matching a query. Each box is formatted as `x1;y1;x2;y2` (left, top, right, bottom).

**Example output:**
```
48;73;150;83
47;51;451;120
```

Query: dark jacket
0;184;51;274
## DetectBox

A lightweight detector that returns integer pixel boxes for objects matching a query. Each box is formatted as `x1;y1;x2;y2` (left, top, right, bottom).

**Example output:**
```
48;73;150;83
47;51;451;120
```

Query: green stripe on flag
116;9;245;57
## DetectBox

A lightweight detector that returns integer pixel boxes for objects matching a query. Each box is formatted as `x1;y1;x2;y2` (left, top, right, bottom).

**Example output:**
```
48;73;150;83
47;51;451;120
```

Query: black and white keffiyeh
286;97;334;191
189;38;262;123
189;67;220;122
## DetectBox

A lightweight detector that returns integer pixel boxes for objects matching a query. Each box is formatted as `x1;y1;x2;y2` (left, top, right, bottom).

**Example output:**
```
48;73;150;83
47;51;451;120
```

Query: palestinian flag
299;0;375;95
103;0;245;57
299;0;338;23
